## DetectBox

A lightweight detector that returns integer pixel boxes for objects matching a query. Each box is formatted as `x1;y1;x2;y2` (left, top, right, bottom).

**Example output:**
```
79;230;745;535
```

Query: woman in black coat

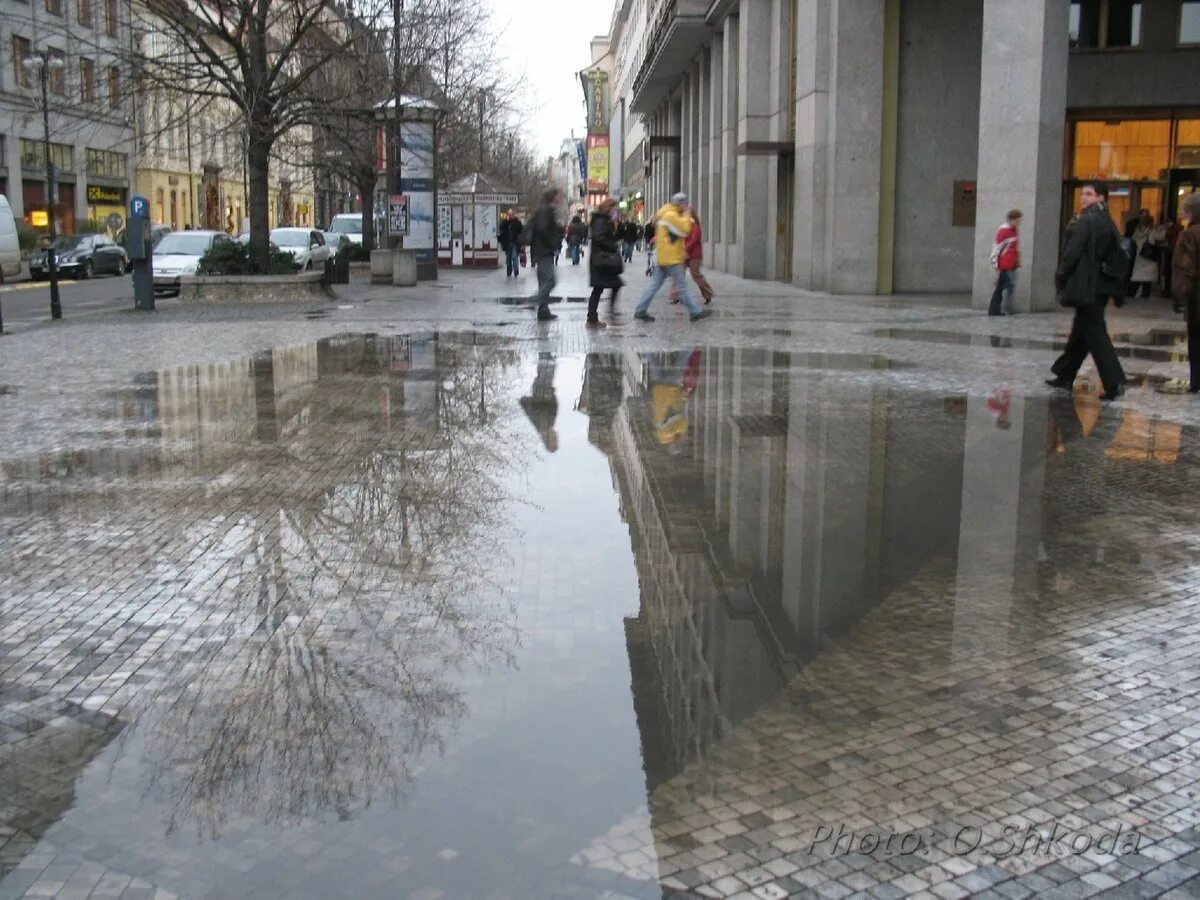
587;198;623;329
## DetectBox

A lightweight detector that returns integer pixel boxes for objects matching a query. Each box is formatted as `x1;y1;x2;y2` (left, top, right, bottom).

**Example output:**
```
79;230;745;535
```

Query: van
0;195;20;282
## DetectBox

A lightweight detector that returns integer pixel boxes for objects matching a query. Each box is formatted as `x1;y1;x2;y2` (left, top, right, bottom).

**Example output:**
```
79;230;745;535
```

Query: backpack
1099;233;1134;287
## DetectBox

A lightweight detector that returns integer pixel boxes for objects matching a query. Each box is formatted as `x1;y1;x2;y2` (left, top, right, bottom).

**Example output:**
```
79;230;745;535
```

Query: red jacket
994;223;1019;271
685;219;703;261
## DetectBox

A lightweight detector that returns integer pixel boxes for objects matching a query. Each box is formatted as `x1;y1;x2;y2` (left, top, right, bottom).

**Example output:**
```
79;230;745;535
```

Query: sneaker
690;309;713;322
1044;377;1072;391
633;312;655;322
586;319;607;329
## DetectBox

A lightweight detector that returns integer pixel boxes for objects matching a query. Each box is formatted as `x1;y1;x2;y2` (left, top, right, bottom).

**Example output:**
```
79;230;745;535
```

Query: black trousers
588;286;618;320
1051;297;1126;393
1188;308;1200;392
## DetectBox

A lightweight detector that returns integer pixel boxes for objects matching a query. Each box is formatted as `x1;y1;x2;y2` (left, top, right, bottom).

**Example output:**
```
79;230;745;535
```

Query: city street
1;264;1199;899
0;274;134;333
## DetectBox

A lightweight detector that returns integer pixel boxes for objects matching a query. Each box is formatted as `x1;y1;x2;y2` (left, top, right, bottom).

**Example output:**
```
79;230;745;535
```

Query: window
48;49;66;96
86;148;125;177
77;0;92;27
20;138;73;172
1182;0;1200;44
107;66;120;109
45;0;63;15
1070;0;1142;49
105;0;117;36
80;58;95;102
1072;120;1170;181
12;37;32;88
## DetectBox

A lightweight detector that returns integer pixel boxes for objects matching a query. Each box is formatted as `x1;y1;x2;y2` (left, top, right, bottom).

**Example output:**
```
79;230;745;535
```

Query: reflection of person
645;349;701;450
1170;191;1200;394
1047;181;1126;402
519;352;558;452
577;353;624;453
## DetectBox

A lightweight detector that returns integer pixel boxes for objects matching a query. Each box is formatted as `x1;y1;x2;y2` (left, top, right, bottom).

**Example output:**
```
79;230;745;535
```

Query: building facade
604;0;1200;310
1;0;135;235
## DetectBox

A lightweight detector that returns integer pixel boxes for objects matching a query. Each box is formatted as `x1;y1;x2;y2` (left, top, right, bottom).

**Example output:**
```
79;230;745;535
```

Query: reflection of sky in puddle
2;333;1197;898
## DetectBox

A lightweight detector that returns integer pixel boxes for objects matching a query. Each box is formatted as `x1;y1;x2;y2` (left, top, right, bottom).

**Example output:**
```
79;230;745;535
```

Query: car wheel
305;260;313;271
81;260;94;280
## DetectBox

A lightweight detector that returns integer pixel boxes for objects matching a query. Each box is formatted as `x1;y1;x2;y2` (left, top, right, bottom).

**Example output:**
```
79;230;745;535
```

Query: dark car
30;233;129;280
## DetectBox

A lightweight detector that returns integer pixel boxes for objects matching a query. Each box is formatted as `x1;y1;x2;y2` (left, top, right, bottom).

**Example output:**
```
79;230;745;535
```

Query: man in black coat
528;189;563;321
498;210;523;278
1047;181;1126;402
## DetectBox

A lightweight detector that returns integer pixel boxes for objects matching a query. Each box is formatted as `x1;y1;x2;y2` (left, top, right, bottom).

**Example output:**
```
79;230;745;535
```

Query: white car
270;228;331;271
323;231;350;254
152;230;234;296
328;213;365;245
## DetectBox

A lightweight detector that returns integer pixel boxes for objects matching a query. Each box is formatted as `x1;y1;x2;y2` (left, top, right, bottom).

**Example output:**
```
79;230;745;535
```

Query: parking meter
127;195;153;311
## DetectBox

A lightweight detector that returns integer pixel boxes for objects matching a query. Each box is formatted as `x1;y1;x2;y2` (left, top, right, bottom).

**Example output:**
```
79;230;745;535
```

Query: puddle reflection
1;334;1196;898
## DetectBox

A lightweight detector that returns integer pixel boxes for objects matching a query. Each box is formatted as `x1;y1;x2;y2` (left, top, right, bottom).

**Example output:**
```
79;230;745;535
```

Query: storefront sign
582;70;610;136
87;185;124;204
440;193;519;206
30;210;49;227
576;140;587;183
388;195;409;236
587;135;610;194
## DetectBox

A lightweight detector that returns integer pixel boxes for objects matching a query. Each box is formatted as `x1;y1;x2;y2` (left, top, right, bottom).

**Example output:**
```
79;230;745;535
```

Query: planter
392;249;417;287
370;250;393;284
178;271;330;303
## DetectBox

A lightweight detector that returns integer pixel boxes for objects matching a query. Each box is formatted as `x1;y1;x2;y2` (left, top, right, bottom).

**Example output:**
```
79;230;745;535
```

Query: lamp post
24;51;66;320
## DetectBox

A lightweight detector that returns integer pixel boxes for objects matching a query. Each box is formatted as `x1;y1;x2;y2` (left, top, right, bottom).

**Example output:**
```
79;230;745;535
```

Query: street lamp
24;51;66;320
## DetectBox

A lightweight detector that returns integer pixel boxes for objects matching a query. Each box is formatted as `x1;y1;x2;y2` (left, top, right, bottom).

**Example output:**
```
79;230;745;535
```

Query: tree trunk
247;131;272;272
356;170;376;253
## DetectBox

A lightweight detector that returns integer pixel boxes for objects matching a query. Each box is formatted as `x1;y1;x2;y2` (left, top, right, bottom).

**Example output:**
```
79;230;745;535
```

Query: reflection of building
598;0;1200;311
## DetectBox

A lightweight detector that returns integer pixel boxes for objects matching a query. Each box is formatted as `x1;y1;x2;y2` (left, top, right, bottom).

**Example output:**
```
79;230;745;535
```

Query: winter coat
620;222;639;243
588;213;624;290
1130;224;1165;284
1171;221;1200;320
566;217;587;247
685;219;703;262
498;217;522;250
653;204;693;268
1056;201;1121;307
993;222;1019;271
528;204;562;261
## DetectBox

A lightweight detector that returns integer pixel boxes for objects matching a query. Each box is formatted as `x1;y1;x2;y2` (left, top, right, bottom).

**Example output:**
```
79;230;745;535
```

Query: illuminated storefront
1066;114;1200;228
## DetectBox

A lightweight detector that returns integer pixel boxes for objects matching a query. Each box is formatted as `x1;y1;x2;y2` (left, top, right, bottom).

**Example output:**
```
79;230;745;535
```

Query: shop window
1072;120;1169;181
1183;1;1200;44
1070;0;1142;49
80;58;95;102
12;36;32;89
1177;120;1200;166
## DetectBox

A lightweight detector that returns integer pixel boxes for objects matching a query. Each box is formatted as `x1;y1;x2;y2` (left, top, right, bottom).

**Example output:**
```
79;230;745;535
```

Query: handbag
594;248;624;275
519;248;527;268
1138;240;1162;263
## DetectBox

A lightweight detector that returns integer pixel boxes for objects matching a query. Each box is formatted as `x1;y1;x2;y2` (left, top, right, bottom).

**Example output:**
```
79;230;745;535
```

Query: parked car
115;222;171;251
270;228;330;271
0;195;19;281
152;230;234;296
322;231;350;254
30;233;128;280
328;213;365;245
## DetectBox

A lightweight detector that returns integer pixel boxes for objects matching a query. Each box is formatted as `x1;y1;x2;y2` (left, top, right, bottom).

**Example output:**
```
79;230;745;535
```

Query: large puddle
1;333;1198;898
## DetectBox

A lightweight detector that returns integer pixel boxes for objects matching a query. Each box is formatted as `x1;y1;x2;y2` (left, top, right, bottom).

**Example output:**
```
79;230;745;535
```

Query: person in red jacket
987;209;1022;316
669;209;715;305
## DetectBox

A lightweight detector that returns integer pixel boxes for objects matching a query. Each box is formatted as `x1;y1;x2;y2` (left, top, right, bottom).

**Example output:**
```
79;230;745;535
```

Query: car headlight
181;263;198;275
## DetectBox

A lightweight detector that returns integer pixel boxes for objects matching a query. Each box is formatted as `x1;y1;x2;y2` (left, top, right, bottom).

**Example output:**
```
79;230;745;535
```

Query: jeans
535;257;556;316
1050;297;1126;393
988;269;1016;315
570;244;582;265
622;241;635;262
636;264;701;317
505;244;520;276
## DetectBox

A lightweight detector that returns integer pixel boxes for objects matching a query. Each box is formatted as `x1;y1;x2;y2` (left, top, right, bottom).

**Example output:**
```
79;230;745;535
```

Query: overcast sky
487;0;616;159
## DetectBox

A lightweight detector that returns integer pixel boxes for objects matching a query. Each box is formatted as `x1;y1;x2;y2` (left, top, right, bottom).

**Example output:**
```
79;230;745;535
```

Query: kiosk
436;174;519;269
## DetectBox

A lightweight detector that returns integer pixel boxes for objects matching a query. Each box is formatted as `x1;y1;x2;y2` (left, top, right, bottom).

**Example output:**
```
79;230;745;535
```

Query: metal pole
40;55;62;320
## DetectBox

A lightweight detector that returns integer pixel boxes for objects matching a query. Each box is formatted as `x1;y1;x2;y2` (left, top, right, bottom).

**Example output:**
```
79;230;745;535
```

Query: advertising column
400;121;437;280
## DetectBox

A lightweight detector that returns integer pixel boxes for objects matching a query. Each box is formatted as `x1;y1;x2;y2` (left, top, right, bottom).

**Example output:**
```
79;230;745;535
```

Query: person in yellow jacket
633;193;713;322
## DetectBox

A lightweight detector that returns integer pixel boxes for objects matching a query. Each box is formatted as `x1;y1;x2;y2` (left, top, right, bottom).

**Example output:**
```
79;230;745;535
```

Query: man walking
1046;182;1126;402
634;194;712;322
988;209;1022;316
499;210;523;278
528;189;563;321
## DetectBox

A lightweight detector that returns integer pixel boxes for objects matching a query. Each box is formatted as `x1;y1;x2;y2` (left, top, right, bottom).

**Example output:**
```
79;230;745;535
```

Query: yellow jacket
654;204;692;267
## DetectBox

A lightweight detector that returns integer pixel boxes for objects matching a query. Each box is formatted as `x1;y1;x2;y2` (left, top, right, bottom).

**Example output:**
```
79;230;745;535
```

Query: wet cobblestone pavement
2;263;1200;898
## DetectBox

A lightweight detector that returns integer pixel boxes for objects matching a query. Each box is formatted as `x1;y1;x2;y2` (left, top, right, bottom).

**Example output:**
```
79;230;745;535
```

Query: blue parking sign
130;195;150;218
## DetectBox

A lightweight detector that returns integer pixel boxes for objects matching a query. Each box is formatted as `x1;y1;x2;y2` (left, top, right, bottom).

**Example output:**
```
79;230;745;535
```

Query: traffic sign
130;195;150;218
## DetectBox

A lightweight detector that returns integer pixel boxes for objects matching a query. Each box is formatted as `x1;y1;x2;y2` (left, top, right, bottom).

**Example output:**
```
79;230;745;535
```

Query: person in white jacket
1126;209;1166;299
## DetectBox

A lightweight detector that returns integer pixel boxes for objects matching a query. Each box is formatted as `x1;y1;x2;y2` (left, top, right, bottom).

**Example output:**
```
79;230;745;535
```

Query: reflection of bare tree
126;334;528;839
